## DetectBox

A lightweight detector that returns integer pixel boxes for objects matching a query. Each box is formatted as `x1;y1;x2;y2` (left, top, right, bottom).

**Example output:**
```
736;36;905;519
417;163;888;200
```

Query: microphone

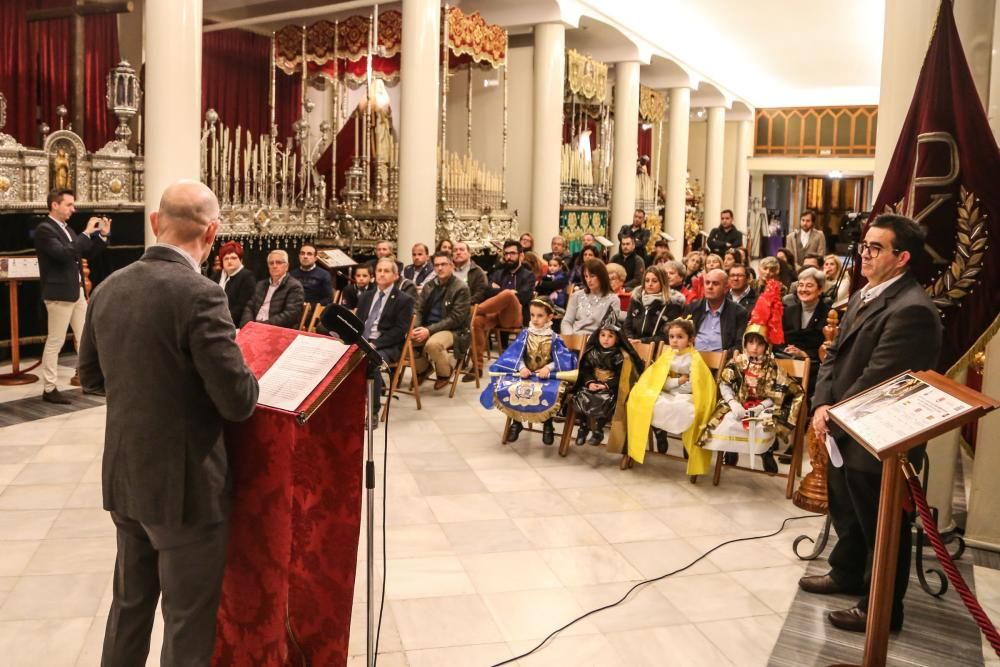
320;304;389;371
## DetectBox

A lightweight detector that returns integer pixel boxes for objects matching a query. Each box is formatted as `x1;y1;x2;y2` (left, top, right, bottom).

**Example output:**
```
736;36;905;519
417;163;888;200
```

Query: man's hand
84;217;101;234
519;367;531;379
411;327;429;344
491;282;501;289
536;367;550;379
812;405;831;439
784;344;807;359
99;217;112;236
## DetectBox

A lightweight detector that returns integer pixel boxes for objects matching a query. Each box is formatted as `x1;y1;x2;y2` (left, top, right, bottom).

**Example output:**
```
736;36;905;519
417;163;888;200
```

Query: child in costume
480;298;577;445
570;306;644;447
699;280;804;473
626;318;717;474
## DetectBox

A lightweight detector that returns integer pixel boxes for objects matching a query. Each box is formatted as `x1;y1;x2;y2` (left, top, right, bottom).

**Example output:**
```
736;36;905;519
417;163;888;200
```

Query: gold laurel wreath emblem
883;186;987;308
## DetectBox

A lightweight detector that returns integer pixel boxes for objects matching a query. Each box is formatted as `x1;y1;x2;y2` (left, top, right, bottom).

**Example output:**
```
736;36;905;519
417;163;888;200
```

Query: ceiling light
828;170;844;179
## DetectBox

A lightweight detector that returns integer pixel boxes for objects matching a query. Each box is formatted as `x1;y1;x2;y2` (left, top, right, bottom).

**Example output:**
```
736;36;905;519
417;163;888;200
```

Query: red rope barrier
906;474;1000;656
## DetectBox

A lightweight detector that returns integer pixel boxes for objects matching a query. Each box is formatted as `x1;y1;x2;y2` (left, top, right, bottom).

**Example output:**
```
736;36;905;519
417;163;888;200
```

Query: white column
143;0;202;247
396;0;441;256
530;23;565;242
611;61;640;244
733;119;753;234
664;86;690;258
702;106;726;233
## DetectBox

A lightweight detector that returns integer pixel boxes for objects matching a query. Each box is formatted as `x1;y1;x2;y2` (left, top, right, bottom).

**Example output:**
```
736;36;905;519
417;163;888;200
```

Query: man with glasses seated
411;252;471;390
239;249;305;329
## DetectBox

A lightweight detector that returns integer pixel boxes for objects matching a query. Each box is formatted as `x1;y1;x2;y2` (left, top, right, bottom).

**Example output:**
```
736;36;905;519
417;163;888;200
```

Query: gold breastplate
524;333;553;372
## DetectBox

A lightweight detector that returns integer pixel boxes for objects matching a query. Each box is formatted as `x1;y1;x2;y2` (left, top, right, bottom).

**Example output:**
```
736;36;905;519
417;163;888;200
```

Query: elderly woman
823;253;850;306
606;262;628;295
561;259;619;335
755;256;787;296
775;267;830;395
210;240;257;325
622;266;686;343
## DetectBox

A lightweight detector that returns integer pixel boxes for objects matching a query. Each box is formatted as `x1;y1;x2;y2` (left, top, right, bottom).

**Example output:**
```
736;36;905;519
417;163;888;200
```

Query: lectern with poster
827;370;999;667
212;322;367;667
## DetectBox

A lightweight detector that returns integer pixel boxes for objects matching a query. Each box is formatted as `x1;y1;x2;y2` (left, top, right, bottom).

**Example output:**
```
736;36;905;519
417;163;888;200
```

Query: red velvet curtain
27;0;119;150
0;0;37;145
202;29;302;141
637;125;653;160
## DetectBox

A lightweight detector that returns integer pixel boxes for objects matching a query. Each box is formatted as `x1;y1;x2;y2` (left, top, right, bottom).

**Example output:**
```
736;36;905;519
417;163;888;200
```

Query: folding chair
449;304;479;397
380;315;422;421
306;304;326;333
297;302;314;331
711;357;811;489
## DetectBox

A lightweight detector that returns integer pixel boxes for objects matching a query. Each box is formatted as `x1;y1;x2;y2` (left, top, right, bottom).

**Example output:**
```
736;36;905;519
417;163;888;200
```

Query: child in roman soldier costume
626;318;717;475
699;280;803;473
480;298;578;445
568;306;645;447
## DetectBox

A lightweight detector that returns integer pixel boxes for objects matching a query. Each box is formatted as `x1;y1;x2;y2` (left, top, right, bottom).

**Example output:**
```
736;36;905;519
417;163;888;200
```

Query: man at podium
803;214;942;633
79;180;259;665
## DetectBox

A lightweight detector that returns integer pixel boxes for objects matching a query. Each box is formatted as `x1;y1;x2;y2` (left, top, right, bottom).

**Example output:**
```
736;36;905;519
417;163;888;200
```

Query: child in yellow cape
625;319;717;474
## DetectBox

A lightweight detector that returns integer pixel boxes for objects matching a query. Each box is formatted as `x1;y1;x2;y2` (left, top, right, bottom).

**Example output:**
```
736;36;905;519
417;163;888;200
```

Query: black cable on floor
490;513;823;667
373;379;391;666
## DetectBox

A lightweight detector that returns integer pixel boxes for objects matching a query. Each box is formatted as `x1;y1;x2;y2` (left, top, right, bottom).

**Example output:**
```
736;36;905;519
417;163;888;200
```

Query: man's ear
149;211;160;238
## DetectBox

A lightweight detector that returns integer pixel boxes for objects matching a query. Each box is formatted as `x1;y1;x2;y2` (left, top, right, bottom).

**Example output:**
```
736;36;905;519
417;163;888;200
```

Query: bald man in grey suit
80;181;259;666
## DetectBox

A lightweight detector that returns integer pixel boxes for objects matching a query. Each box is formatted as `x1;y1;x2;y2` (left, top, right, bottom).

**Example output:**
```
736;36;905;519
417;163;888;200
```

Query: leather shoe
507;421;523;442
654;430;669;454
761;451;778;474
542;420;555;445
82;386;106;397
461;368;481;383
798;574;864;596
433;377;451;391
587;429;604;446
723;451;739;466
575;426;589;446
42;389;71;405
828;606;902;633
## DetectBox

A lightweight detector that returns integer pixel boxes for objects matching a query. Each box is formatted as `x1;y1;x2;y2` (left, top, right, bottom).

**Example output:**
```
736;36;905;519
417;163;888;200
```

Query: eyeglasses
267;260;287;265
857;242;901;258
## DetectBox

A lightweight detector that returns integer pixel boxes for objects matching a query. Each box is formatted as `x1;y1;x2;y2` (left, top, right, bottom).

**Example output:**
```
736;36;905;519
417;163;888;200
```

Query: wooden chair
380;315;422;421
297;303;314;331
306;304;326;333
497;333;587;449
711;357;811;491
620;348;729;482
448;304;479;398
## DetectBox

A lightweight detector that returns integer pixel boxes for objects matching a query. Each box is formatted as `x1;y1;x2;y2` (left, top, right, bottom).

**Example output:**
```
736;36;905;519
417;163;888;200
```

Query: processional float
200;5;516;255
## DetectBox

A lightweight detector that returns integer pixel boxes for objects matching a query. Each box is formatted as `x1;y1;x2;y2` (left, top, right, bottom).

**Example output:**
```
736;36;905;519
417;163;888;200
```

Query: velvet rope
905;468;1000;656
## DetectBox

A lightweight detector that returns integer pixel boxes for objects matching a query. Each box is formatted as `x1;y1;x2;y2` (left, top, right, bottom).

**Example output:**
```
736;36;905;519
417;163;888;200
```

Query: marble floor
0;355;997;666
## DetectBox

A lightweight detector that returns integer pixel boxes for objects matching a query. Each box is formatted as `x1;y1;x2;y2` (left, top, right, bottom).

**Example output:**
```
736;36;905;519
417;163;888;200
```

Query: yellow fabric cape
625;346;716;474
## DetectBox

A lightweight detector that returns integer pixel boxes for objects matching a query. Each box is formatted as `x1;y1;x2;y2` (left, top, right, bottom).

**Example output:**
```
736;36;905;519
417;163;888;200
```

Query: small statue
54;148;71;190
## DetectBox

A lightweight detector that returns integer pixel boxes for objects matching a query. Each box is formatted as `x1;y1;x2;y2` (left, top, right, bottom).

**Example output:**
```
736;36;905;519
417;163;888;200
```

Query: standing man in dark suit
800;214;942;633
79;180;259;666
239;249;305;328
706;209;743;256
35;188;110;403
210;240;256;326
685;268;748;352
357;258;415;418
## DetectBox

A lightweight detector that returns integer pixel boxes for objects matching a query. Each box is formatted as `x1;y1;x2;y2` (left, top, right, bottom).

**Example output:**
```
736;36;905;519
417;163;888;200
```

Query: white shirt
799;229;811;248
256;275;286;321
367;287;393;339
156;243;201;272
860;271;905;304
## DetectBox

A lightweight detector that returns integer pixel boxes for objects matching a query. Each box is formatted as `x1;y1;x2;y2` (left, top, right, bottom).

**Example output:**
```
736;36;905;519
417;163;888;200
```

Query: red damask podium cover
212;322;366;666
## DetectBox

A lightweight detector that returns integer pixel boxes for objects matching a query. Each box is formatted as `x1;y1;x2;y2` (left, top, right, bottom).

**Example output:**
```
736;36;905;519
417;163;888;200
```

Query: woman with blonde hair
622;266;686;343
823;254;850;306
704;253;724;272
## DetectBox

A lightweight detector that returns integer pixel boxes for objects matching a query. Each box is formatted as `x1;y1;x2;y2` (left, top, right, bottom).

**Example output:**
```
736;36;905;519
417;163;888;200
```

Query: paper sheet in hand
256;335;349;412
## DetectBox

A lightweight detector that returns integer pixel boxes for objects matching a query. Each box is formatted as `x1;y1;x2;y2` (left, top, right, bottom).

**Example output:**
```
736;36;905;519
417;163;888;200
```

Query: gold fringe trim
492;384;567;423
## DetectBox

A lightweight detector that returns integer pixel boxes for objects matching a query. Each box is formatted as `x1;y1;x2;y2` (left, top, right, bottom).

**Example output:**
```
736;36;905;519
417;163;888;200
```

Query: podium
212;322;367;666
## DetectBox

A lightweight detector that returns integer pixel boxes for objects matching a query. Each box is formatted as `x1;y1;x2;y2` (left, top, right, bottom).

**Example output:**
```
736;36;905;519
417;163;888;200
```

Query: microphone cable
490;513;823;666
373;371;391;666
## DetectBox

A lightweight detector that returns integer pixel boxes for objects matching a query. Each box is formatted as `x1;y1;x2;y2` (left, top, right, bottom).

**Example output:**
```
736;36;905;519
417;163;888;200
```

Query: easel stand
828;370;998;667
0;279;40;386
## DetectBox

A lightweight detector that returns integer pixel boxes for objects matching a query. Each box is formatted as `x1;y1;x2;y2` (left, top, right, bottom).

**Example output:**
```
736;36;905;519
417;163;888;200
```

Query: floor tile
538;545;643;587
384;556;475;600
0;617;93;667
0;573;108;619
582;510;676;544
482;587;598;641
606;624;736;666
656;572;773;623
390;594;504;650
460;550;562;593
513;515;606;549
440;518;534;554
426;493;507;523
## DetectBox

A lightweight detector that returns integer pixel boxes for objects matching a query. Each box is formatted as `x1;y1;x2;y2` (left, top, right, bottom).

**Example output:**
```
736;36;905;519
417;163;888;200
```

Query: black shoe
542;419;555;445
798;574;865;596
575;426;589;446
507;421;523;442
654;430;669;454
761;451;778;474
723;451;739;466
82;386;106;397
828;605;902;633
42;389;71;405
587;429;604;446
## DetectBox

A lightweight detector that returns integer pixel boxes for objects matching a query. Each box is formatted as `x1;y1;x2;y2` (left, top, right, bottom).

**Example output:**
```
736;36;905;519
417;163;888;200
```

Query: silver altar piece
106;60;141;147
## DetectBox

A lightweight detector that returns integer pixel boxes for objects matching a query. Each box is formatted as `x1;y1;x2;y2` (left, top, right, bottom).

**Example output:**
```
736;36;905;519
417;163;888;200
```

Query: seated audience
290;243;333;305
775;267;830;395
727;263;758;311
537;257;570;309
211;240;255;325
411;252;471;390
618;208;651;260
240;249;305;328
652;238;673;265
366;239;404;274
568;245;599;287
684;268;748;352
683;251;704;288
341;264;375;310
543;235;570;263
519;232;535;254
467;239;536;379
357;258;415;417
775;248;798;286
561;259;619;335
436;238;454;256
823;253;851;306
523;251;547;283
704;253;724;272
622;266;685;343
452;241;488;304
610;236;646;289
402;243;434;289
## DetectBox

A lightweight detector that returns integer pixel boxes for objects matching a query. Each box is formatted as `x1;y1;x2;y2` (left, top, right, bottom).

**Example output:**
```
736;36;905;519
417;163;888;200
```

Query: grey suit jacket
239;274;306;328
813;272;941;473
79;245;259;526
786;229;827;267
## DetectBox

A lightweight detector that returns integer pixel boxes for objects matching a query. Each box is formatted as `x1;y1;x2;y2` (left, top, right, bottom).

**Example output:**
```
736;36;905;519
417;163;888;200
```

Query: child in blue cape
480;298;577;445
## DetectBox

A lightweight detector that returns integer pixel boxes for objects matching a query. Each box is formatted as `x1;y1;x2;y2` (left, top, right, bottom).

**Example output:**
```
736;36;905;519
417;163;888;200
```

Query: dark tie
364;291;385;339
